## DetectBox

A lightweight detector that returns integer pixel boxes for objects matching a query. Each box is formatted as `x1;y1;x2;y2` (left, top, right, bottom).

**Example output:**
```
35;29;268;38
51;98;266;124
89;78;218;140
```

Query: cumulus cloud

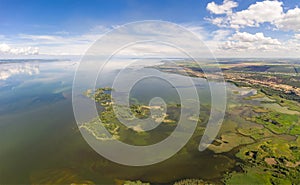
207;0;284;29
0;63;40;80
231;32;280;44
206;0;238;15
275;7;300;32
207;0;300;32
230;0;283;29
205;0;300;57
220;32;281;51
0;43;39;55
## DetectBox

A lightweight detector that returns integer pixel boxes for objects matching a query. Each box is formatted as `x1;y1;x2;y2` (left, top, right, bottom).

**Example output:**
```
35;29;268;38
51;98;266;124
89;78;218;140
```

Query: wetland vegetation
147;60;300;184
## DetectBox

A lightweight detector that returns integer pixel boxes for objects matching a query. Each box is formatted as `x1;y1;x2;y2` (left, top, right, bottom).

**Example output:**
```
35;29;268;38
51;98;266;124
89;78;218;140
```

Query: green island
81;87;183;146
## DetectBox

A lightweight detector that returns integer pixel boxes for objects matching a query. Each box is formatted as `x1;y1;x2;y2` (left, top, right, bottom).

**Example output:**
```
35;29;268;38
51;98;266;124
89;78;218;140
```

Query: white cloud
208;0;284;29
207;0;300;32
16;33;104;55
207;31;300;57
207;0;238;15
212;29;232;41
19;34;59;41
11;23;212;57
205;0;300;57
231;32;280;45
230;0;283;29
275;7;300;32
12;25;113;56
220;32;281;51
89;25;112;33
0;43;39;55
1;15;299;58
184;24;208;40
294;34;300;40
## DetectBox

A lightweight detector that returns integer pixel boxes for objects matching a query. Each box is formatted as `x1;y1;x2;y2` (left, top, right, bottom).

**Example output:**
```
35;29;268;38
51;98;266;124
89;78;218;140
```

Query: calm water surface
0;59;243;184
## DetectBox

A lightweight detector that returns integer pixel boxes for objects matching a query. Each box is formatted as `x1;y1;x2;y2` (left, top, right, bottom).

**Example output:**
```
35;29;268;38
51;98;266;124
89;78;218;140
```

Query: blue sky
0;0;300;58
0;0;210;35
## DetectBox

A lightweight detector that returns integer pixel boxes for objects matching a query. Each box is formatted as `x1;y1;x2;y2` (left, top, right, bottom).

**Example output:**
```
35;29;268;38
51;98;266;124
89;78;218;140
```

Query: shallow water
0;59;264;184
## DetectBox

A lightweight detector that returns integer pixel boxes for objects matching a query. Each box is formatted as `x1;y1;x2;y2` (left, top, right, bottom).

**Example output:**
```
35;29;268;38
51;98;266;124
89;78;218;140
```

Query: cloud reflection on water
0;63;40;80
